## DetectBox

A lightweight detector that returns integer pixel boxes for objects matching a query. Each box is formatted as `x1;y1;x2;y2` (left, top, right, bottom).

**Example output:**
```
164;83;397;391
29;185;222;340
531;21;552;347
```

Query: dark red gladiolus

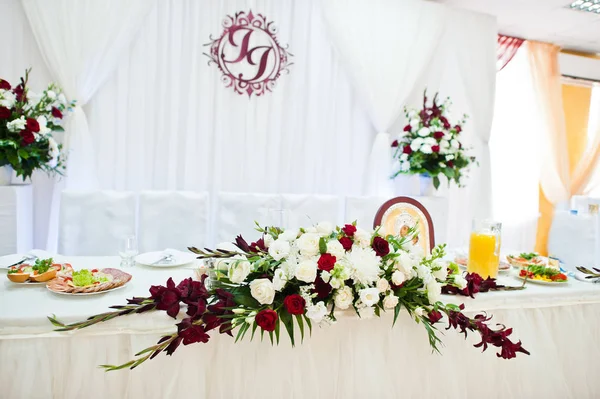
51;107;63;119
339;236;353;251
371;236;390;257
26;118;40;133
391;140;399;148
431;145;440;153
13;84;26;103
403;145;412;155
454;125;462;133
283;294;306;315
441;273;501;298
403;125;411;132
313;274;332;299
177;319;210;345
342;224;357;237
440;116;450;129
317;253;336;272
234;235;250;252
0;79;10;90
150;278;182;318
0;106;10;119
427;310;443;324
447;161;454;168
249;237;266;253
255;309;278;331
20;129;35;145
433;131;444;140
177;277;208;304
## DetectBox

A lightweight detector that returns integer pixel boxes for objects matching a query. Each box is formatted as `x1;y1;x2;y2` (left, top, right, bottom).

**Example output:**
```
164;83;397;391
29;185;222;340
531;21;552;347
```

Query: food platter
47;282;128;296
6;260;73;285
516;266;568;286
46;268;132;295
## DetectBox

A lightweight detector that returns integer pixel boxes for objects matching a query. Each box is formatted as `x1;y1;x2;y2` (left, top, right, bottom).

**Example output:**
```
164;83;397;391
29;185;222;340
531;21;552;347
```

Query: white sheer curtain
321;0;447;196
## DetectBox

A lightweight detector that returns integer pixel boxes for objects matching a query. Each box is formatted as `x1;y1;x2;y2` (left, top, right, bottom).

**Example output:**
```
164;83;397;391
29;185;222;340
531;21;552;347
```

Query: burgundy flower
283;294;306;315
26;118;40;133
0;106;10;119
317;253;336;272
338;236;353;251
403;125;411;132
249;237;266;253
433;131;444;140
454;125;462;133
431;145;440;153
440;116;450;129
13;84;26;103
313;274;332;299
403;145;412;155
51;107;63;119
177;276;208;305
342;224;357;237
150;278;181;318
20;129;35;146
255;309;278;331
371;236;390;257
391;140;399;148
0;79;10;90
427;310;443;324
177;318;210;345
447;160;454;168
234;235;250;252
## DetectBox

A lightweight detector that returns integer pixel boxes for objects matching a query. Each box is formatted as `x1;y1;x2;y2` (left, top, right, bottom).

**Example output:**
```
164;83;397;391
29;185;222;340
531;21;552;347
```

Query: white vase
393;174;419;196
10;168;31;185
419;174;436;196
0;165;11;186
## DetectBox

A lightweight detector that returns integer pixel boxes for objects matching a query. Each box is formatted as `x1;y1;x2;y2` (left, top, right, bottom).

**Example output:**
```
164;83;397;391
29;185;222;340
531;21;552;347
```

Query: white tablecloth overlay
0;186;33;256
1;256;600;398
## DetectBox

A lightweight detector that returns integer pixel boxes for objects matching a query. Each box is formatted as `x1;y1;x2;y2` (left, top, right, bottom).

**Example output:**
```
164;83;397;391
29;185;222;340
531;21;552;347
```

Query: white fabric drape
20;0;157;250
321;0;447;197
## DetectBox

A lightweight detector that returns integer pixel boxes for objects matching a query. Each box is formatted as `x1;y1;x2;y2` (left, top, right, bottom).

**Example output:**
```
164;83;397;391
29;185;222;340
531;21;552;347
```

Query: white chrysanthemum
359;287;380;307
346;246;381;286
326;240;345;259
273;268;288;291
420;144;433;154
296;233;320;256
427;280;442;304
306;301;328;322
358;306;375;319
334;286;353;309
354;227;371;248
281;255;298;278
376;278;390;293
295;259;317;283
316;221;333;236
268;239;290;261
383;294;399;309
395;251;414;274
279;229;298;241
249;278;275;305
418;127;430;137
416;263;433;284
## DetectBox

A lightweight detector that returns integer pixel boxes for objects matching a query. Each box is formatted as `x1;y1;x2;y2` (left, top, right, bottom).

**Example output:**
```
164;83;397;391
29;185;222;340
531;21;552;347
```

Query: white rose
427;281;442;304
264;234;274;248
326;240;345;259
306;301;328;322
432;260;448;281
354;228;371;248
383;294;399;309
420;144;432;154
359;287;380;307
376;278;390;293
454;274;467;290
279;229;298;241
295;259;317;283
273;268;288;291
268;239;290;261
7;116;26;132
334;286;354;309
228;258;252;284
249;278;275;305
358;306;375;319
316;221;333;236
418;127;430;137
391;270;406;286
296;233;320;256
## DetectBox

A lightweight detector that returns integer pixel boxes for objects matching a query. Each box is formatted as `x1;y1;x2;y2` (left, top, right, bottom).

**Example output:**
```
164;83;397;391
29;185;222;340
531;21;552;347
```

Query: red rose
283;294;306;315
391;140;399;148
0;106;10;119
403;125;411;132
255;309;278;331
0;79;10;90
339;236;353;251
454;125;462;133
447;160;454;168
20;129;35;146
342;224;357;237
26;118;40;133
371;236;390;257
431;145;440;153
433;131;444;140
317;253;337;272
403;145;412;154
51;107;63;119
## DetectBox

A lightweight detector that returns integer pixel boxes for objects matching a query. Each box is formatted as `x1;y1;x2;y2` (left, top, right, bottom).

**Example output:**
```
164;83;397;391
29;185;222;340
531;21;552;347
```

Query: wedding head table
2;254;600;399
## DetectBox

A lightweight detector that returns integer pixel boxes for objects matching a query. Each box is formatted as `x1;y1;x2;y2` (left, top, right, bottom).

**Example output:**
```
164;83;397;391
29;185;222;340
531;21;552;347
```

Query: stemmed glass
119;235;138;268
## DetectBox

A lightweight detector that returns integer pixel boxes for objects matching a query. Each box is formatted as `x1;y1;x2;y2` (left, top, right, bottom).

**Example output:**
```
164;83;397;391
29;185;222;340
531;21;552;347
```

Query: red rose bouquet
0;69;75;180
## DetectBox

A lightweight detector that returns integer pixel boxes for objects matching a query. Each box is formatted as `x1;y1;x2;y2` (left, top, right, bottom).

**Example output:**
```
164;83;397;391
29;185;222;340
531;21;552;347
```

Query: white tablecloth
0;185;33;256
2;256;600;398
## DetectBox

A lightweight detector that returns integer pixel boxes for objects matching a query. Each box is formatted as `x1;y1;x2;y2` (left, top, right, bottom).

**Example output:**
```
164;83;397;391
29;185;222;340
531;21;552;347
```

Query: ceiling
432;0;600;53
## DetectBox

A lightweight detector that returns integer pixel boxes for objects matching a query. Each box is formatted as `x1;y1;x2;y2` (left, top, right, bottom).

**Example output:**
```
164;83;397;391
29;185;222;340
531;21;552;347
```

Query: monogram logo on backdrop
205;10;292;97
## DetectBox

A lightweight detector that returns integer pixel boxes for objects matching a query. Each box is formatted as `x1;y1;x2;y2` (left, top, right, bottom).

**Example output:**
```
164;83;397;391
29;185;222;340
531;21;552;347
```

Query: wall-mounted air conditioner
560;52;600;83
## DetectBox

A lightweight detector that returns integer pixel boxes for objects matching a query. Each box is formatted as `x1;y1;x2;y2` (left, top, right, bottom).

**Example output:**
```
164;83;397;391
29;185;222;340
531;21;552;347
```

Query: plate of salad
6;258;73;285
46;268;132;295
507;252;547;269
517;265;568;285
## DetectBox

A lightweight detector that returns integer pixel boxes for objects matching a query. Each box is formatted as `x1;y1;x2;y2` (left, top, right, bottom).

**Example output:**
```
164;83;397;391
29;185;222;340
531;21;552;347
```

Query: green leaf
261;328;265;341
234;323;245;343
433;176;440;190
52;126;65;132
233;287;260;308
319;237;327;255
280;309;295;346
374;306;381;317
275;317;281;345
393;302;402;327
295;314;305;342
250;322;258;341
303;315;312;336
268;330;274;345
18;149;29;159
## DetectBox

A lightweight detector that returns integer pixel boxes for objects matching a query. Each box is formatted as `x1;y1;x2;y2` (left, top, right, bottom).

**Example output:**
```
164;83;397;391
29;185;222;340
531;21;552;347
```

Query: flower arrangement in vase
0;69;74;183
391;91;475;191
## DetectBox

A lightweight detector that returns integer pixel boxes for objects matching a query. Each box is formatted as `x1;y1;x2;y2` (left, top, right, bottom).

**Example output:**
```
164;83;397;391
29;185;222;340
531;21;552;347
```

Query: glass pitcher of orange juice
468;219;502;279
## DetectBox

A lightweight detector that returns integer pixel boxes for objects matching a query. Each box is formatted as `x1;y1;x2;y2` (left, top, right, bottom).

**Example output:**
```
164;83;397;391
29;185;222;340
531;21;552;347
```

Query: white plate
0;254;27;269
46;283;128;296
515;275;568;286
6;279;51;286
135;251;196;268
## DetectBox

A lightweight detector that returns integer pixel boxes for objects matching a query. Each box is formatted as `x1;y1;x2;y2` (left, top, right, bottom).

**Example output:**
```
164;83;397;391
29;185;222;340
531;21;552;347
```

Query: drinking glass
119;235;138;267
467;219;501;279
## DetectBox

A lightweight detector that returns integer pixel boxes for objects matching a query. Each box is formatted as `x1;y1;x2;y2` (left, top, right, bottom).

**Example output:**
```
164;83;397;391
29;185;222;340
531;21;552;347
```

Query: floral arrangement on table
49;222;529;371
391;91;476;189
0;69;75;179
